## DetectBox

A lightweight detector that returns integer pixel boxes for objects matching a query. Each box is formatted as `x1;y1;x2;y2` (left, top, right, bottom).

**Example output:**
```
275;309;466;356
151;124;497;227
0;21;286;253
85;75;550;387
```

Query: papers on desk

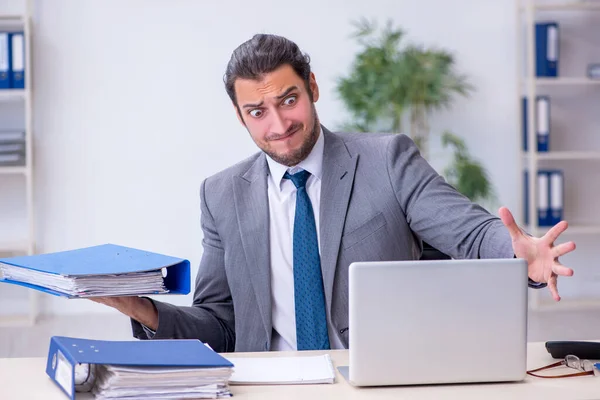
0;243;191;298
224;354;336;385
91;364;232;399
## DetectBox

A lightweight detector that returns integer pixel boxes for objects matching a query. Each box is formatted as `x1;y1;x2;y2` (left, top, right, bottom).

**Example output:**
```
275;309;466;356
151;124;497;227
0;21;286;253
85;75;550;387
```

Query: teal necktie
284;169;330;350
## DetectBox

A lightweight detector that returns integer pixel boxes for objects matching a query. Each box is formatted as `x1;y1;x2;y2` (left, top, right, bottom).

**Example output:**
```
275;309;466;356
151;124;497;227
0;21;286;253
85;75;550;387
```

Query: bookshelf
0;6;37;326
517;0;600;311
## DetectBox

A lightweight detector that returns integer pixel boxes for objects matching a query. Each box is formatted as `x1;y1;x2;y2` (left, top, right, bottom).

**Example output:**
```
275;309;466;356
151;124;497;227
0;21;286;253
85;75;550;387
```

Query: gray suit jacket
131;127;515;352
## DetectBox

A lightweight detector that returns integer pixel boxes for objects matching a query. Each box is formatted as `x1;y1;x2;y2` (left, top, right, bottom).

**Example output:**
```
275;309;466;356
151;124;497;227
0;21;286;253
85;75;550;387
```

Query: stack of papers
225;354;336;385
91;364;233;399
0;265;168;297
0;243;191;298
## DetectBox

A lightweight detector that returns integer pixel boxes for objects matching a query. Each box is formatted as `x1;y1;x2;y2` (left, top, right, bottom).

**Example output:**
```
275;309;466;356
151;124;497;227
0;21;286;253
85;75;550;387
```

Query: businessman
93;34;575;353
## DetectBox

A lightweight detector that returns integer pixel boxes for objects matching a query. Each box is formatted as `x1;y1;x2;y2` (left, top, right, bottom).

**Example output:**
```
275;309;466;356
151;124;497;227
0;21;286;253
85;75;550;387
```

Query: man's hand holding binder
91;296;159;331
499;206;575;301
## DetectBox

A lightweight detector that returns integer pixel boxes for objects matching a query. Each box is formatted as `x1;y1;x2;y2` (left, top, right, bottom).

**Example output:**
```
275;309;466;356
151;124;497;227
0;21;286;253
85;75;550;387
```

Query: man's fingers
552;261;574;277
553;241;576;258
548;275;560;301
544;221;568;244
498;206;522;240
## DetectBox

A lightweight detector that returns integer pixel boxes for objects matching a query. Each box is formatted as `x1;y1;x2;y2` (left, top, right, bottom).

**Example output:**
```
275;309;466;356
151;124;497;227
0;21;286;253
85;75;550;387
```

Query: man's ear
309;72;319;102
234;103;246;127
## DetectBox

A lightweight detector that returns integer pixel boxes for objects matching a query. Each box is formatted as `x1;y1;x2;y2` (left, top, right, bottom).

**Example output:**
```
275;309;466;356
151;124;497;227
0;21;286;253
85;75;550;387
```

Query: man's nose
270;110;288;134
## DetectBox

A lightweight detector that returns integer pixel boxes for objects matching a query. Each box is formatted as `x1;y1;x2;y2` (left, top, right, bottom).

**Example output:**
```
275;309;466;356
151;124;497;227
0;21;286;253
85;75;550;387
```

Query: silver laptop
343;258;528;386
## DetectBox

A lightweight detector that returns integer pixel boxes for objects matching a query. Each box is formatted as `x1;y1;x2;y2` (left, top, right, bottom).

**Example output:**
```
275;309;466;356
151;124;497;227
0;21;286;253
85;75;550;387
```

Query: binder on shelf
538;171;550;226
535;22;559;77
536;96;550;152
549;170;564;225
522;97;528;151
0;130;25;142
0;142;25;153
524;170;564;227
46;336;234;400
521;96;550;152
0;32;10;89
0;243;191;298
0;152;24;166
9;32;24;89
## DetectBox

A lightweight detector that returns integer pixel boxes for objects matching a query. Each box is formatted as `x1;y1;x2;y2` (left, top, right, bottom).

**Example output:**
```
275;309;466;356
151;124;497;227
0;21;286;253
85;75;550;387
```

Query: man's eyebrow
241;86;299;109
242;100;263;109
275;86;298;100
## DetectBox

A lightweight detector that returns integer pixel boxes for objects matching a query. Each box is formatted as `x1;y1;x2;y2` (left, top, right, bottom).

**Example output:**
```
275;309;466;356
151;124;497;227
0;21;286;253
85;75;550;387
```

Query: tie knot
284;170;311;189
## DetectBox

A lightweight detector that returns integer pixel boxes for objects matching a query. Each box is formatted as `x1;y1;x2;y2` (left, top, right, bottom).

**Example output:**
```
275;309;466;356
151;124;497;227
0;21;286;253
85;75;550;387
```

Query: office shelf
0;15;24;22
0;89;26;101
0;166;28;175
523;151;600;161
531;297;600;312
528;225;600;236
0;7;38;326
519;1;600;11
533;2;600;11
517;0;600;311
535;77;600;85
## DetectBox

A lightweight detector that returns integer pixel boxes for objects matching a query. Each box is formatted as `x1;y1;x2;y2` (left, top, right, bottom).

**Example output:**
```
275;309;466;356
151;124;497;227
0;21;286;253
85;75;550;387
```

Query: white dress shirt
265;128;344;351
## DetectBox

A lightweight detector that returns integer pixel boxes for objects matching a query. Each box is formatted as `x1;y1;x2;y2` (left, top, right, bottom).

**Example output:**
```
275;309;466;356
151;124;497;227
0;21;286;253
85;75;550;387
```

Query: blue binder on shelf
536;22;559;77
0;243;191;298
46;336;234;400
9;32;24;88
524;170;563;227
0;32;10;89
522;96;550;152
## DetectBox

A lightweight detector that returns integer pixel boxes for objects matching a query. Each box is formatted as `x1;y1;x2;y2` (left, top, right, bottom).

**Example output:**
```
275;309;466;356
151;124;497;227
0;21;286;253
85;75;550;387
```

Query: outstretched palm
499;207;575;301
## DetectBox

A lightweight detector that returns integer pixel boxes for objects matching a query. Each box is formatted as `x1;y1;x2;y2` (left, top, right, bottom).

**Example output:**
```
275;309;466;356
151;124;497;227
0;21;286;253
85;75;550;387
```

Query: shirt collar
266;126;324;190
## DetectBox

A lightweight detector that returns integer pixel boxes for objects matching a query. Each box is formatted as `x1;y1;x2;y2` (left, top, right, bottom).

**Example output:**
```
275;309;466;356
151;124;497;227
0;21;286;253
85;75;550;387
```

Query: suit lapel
233;155;272;339
319;128;358;315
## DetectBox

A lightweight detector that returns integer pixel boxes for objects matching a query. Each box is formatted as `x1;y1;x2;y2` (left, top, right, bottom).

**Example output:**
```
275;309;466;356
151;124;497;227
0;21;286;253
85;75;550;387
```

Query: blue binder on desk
536;22;559;77
0;243;191;298
46;336;234;400
0;32;10;89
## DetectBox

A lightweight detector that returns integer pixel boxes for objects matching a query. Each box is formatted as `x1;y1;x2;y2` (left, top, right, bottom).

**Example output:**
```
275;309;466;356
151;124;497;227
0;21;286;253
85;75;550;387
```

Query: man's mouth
271;125;300;141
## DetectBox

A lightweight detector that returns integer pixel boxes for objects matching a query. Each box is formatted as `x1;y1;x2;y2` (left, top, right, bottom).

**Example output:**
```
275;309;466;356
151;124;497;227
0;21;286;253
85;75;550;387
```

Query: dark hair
224;34;312;106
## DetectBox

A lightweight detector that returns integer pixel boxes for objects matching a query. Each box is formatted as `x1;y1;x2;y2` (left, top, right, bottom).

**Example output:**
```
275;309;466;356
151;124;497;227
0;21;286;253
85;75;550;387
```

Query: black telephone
545;341;600;359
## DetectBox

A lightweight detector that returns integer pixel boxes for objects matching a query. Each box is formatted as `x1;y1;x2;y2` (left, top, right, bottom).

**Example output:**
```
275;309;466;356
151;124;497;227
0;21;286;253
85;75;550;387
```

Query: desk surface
1;341;599;399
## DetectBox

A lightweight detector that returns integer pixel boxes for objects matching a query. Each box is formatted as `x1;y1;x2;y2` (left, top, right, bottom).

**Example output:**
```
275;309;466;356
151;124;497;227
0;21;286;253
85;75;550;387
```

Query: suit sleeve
386;134;514;260
131;179;236;352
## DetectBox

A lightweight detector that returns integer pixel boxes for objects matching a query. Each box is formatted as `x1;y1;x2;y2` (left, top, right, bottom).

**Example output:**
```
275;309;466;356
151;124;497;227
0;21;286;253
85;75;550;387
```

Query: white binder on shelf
549;170;564;225
9;32;24;89
537;172;549;226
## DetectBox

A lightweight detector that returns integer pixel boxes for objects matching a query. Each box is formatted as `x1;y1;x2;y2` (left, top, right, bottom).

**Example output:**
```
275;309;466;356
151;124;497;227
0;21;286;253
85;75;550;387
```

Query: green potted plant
335;18;495;206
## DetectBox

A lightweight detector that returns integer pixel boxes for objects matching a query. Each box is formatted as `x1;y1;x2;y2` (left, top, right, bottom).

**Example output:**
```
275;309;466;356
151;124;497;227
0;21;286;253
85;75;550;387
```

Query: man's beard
263;106;320;167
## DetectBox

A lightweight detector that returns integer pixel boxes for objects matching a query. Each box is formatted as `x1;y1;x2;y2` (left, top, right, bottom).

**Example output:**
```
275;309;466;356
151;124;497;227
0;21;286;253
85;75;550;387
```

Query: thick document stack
0;243;190;298
46;336;234;399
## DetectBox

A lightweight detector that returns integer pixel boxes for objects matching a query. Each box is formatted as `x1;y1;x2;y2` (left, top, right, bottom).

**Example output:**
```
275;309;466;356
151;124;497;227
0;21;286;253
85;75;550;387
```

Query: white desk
1;341;599;399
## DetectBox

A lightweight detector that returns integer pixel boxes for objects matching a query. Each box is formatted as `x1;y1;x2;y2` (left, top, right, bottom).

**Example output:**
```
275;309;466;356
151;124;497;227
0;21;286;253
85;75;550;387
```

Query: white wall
0;0;597;316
